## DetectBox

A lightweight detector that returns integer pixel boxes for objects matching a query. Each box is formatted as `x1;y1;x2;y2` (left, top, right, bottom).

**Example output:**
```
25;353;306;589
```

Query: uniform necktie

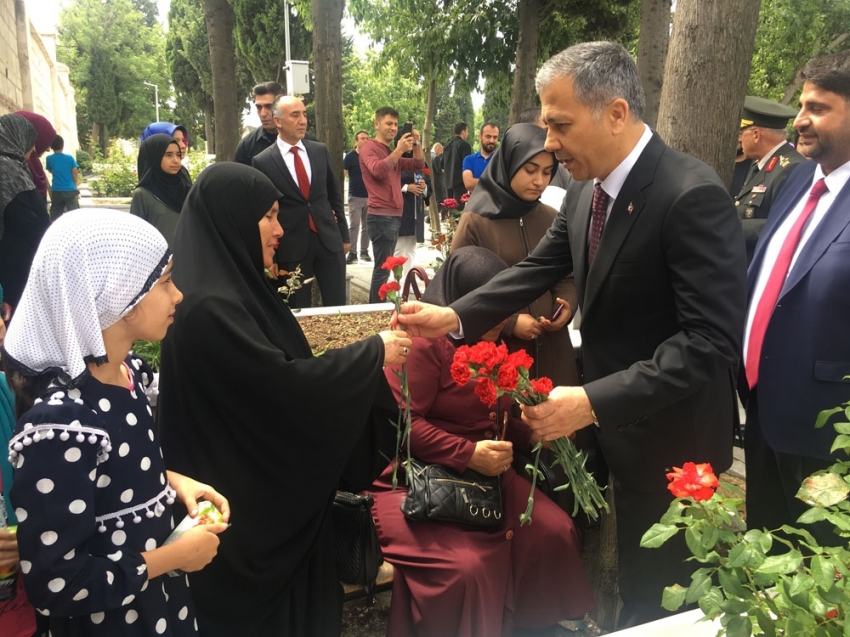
290;146;317;233
588;183;610;266
746;178;828;389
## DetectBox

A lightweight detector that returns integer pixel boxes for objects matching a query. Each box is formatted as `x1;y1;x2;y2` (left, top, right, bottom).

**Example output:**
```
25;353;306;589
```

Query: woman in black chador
157;162;410;636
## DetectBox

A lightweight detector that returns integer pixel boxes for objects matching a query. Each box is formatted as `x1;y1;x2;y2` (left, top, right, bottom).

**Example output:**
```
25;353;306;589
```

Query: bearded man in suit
396;41;748;627
253;94;349;308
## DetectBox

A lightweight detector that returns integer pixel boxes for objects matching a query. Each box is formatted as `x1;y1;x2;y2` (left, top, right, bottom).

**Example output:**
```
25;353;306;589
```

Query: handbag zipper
433;478;493;492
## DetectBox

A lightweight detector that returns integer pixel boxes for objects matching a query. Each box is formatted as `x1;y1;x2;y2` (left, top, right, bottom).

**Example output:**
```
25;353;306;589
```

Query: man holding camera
359;107;426;302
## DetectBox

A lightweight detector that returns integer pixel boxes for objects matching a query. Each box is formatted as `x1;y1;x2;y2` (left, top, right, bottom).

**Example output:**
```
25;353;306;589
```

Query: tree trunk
312;0;345;196
424;70;441;231
201;0;240;161
203;98;215;154
100;122;109;158
637;0;671;129
657;0;761;188
91;123;100;158
508;0;541;125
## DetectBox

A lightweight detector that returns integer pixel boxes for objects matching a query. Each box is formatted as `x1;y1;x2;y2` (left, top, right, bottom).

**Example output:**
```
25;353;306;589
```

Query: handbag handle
402;266;430;302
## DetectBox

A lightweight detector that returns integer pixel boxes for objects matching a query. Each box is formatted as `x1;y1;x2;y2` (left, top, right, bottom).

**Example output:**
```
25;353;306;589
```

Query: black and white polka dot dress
8;355;197;636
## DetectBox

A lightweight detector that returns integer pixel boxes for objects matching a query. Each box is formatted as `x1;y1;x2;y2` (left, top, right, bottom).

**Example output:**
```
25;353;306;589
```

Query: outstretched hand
392;301;459;337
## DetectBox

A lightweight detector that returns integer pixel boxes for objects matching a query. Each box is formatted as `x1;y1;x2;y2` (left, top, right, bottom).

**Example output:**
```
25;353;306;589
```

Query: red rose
497;362;519;391
666;462;719;502
422;168;431;176
381;256;408;271
441;198;459;210
528;377;554;396
460;192;470;203
378;280;400;300
450;360;472;386
474;377;497;406
826;608;838;620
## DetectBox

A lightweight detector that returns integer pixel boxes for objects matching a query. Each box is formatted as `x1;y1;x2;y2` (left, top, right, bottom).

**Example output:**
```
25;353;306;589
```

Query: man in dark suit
742;50;850;545
397;41;747;627
253;94;349;308
734;95;805;263
441;122;472;205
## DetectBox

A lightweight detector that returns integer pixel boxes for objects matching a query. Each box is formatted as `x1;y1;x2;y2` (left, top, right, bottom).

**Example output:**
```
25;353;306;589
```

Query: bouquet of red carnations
452;341;608;524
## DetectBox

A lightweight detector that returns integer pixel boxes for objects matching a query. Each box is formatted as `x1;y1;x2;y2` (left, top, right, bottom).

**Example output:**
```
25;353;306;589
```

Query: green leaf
816;406;844;429
719;599;751;615
754;608;776;637
661;584;687;611
640;523;679;548
686;525;708;559
686;571;712;604
797;472;850;507
833;421;850;435
780;524;820;551
697;586;724;616
728;543;758;569
797;507;829;524
718;567;751;599
756;550;803;574
812;555;836;591
832;435;850;455
725;614;753;637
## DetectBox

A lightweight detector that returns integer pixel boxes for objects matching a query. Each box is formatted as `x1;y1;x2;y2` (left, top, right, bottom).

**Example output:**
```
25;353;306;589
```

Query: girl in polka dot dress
0;209;230;636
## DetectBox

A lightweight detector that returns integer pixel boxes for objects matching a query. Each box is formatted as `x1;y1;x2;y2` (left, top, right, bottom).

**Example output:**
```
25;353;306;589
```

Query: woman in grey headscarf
0;113;49;309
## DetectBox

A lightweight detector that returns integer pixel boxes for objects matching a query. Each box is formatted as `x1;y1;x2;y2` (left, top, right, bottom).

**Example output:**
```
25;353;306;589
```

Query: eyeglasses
0;302;11;324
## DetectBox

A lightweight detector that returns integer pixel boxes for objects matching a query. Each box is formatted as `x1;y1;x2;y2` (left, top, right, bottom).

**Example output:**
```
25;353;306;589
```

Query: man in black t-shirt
234;82;283;165
343;131;371;263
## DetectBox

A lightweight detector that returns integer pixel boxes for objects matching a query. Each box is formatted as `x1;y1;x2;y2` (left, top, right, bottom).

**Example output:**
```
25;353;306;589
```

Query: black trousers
279;232;346;309
744;391;838;547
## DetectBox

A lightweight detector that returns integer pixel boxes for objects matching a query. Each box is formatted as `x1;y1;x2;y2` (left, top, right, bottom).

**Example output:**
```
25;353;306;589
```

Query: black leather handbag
401;458;504;529
332;491;383;599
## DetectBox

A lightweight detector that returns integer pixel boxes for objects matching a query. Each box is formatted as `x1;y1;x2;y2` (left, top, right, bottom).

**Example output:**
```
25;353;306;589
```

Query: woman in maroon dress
371;247;594;636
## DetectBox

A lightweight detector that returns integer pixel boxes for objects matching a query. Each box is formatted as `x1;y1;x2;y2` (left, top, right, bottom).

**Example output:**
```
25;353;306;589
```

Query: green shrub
76;149;93;173
91;142;137;197
185;151;213;181
132;340;161;371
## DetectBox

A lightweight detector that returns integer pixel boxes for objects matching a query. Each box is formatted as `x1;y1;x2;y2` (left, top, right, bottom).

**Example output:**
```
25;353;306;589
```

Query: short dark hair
355;130;369;138
454;122;468;135
802;50;850;100
50;135;64;151
516;107;542;124
375;106;399;120
480;122;498;134
253;81;283;97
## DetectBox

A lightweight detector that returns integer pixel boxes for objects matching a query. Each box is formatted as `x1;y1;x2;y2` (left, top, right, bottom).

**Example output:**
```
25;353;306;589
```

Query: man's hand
520;386;595;440
390;133;415;163
538;298;572;332
343;242;351;256
408;180;426;196
392;301;459;337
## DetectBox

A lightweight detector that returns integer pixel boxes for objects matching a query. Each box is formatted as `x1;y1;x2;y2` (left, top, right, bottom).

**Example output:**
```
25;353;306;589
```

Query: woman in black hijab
157;162;410;637
0;113;49;309
451;123;579;388
130;133;192;247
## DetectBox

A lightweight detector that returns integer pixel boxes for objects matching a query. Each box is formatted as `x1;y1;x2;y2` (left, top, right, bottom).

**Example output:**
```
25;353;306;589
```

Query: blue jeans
366;214;401;303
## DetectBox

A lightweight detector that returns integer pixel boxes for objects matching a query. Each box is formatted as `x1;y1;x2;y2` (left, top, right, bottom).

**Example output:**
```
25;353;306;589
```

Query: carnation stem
519;443;543;526
550;437;609;521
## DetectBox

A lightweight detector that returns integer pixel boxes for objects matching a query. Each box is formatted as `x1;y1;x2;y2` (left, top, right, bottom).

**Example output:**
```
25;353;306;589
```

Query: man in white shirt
742;50;850;545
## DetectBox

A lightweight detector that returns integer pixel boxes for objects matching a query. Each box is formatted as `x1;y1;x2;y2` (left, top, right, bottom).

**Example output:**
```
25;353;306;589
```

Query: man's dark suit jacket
252;140;349;265
745;160;850;461
734;141;805;262
452;133;748;492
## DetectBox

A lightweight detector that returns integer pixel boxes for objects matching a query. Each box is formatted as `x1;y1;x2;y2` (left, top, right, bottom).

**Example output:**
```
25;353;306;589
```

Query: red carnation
506;349;534;371
528;377;554;396
460;192;470;203
666;462;718;502
381;256;408;272
497;362;519;391
378;280;400;301
450;360;472;386
474;377;497;406
422;168;431;176
441;198;459;210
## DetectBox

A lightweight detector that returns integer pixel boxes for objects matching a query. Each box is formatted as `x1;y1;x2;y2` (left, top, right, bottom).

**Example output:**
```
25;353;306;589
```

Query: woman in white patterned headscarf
2;209;229;637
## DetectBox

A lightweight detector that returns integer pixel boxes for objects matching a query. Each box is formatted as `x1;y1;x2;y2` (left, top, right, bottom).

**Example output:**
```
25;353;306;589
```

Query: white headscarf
3;208;171;385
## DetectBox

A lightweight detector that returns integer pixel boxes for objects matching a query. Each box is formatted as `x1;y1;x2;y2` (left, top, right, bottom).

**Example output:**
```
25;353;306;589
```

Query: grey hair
536;41;645;121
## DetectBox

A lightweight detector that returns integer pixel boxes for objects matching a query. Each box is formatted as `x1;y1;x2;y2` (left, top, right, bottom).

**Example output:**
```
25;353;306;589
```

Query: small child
45;135;80;221
1;209;229;636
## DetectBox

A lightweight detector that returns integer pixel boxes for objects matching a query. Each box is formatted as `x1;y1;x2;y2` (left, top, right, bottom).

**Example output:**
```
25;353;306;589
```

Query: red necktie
290;146;317;233
588;183;610;266
746;178;828;389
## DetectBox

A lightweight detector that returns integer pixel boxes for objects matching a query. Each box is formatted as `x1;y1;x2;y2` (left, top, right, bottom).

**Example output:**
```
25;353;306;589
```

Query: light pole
143;81;159;122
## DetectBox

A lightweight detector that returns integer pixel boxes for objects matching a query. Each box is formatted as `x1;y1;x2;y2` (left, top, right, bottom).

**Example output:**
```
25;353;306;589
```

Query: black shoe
360;253;372;262
346;253;358;264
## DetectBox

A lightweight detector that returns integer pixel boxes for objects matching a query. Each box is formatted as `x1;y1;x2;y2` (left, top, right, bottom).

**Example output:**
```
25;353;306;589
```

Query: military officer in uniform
735;95;805;262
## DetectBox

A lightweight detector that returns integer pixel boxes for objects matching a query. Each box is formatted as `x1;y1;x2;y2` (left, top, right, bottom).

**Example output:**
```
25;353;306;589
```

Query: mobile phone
551;304;564;321
401;122;413;136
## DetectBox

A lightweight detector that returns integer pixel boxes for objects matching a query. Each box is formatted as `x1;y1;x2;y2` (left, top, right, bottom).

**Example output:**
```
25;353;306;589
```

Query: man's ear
607;98;630;134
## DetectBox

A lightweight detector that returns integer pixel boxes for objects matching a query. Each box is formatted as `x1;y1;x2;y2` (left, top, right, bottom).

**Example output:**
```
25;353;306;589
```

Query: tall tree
657;0;761;187
311;0;345;191
201;0;240;160
509;0;542;124
636;0;671;128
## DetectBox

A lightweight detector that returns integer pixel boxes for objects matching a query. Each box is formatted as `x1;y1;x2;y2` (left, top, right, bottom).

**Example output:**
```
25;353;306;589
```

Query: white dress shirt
743;159;850;366
593;124;654;224
275;137;312;184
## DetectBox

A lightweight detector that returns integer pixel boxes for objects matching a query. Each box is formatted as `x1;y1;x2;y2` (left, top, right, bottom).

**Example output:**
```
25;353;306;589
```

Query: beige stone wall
0;0;78;154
